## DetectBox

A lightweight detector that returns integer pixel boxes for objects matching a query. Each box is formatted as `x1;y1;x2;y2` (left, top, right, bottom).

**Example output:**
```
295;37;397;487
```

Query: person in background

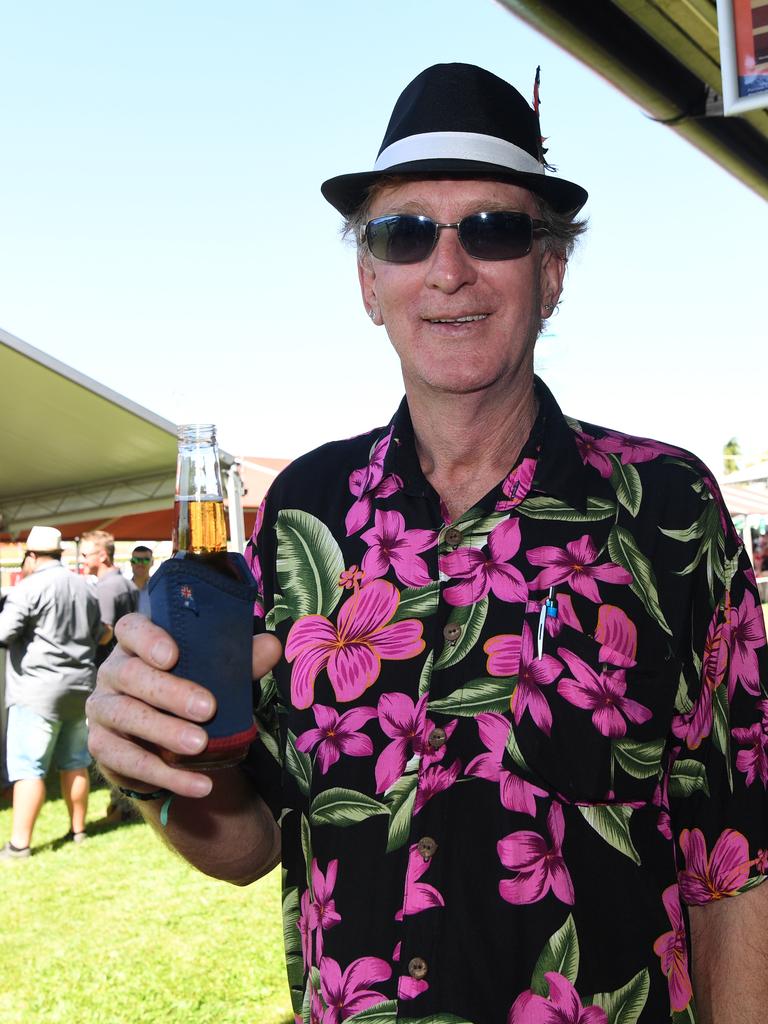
0;526;101;858
130;545;154;618
80;530;138;665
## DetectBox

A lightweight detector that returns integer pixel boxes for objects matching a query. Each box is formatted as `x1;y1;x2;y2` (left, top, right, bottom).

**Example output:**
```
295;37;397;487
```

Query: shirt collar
380;376;588;512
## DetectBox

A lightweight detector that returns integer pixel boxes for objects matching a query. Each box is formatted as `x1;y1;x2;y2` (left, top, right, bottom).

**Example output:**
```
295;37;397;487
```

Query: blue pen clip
537;587;558;660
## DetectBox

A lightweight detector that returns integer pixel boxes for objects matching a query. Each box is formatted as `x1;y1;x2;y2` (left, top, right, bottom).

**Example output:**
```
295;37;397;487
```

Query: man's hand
86;612;282;800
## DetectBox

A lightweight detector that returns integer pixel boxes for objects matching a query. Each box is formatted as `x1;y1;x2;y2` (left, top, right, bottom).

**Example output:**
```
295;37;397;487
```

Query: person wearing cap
0;526;102;859
87;65;768;1022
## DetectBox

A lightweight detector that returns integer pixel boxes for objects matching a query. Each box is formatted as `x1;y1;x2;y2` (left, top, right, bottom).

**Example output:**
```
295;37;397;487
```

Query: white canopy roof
0;326;234;539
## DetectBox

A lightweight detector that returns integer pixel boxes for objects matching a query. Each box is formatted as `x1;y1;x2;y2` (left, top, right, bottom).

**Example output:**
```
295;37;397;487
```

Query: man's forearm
128;765;281;886
689;882;768;1023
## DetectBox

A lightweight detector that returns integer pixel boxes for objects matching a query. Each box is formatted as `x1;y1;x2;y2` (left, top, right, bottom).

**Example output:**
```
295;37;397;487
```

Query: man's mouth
425;314;489;324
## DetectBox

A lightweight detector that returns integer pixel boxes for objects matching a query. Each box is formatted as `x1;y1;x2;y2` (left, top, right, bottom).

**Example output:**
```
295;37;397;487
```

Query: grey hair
341;175;588;266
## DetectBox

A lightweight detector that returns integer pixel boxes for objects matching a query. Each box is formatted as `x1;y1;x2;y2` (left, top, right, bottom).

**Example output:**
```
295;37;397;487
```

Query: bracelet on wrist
118;786;171;802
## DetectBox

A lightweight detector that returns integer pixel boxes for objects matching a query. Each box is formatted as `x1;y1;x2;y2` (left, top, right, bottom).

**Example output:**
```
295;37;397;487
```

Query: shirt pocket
504;615;678;805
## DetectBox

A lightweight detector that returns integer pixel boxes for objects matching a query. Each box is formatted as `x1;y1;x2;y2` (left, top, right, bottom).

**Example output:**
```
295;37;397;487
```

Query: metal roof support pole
226;462;246;554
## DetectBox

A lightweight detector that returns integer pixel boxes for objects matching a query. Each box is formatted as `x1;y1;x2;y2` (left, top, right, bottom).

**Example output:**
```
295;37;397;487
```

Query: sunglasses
131;557;152;565
363;211;548;264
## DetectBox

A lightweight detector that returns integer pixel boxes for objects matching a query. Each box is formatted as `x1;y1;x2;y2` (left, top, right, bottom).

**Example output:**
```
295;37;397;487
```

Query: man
80;530;138;665
87;65;768;1022
130;545;154;617
0;526;102;857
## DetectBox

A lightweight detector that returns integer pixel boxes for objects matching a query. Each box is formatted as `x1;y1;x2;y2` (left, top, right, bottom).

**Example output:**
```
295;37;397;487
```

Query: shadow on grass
33;812;145;855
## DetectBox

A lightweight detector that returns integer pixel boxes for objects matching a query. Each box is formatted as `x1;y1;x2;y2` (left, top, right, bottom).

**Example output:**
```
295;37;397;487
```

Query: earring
369;308;377;322
543;302;555;314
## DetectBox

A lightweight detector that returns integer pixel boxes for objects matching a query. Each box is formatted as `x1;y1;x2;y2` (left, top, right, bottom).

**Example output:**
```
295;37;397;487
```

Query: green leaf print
265;592;292;630
517;495;616;522
669;758;710;798
384;771;419;853
448;509;509;550
286;730;312;797
428;677;515;717
309;787;389;827
612;737;665;780
276;509;345;620
434;598;488;670
300;812;313;892
505;719;530;772
345;1001;399;1023
578;804;641;865
391;582;440;622
662;496;724;599
589;967;650;1024
418;650;434;698
609;456;642;517
282;886;302;956
712;684;733;791
607;526;671;635
531;914;580;994
399;1016;476;1024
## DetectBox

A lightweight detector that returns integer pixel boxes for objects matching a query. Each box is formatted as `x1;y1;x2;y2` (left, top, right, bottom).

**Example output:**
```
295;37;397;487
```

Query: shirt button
443;622;462;643
408;957;428;980
417;836;438;860
444;527;463;547
427;727;447;750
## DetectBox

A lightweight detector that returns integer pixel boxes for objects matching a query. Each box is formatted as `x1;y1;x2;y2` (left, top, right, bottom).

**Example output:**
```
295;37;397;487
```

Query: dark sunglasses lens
366;216;436;263
460;212;533;260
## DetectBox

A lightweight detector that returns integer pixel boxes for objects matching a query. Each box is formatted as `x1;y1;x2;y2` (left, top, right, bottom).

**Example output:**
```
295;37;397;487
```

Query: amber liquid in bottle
172;497;239;579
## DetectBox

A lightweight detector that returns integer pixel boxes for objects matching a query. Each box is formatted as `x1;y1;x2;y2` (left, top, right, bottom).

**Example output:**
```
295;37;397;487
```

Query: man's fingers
115;612;179;670
88;723;212;798
87;690;209;756
253;632;283;680
115;654;216;722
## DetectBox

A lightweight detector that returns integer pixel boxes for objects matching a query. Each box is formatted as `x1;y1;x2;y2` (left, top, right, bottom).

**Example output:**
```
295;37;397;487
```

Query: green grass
0;781;293;1024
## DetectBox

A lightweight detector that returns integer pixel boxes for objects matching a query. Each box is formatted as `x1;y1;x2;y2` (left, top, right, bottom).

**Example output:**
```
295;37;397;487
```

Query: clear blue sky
1;0;766;474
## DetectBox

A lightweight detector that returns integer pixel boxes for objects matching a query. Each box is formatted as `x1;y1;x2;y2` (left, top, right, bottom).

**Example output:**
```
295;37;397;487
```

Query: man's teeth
428;314;488;323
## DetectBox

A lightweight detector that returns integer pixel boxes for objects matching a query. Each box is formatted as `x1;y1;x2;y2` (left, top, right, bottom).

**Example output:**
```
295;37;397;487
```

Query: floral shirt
244;378;768;1024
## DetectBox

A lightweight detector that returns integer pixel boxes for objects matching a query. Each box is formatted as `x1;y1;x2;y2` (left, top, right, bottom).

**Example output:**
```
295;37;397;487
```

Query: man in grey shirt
0;526;102;859
80;530;138;667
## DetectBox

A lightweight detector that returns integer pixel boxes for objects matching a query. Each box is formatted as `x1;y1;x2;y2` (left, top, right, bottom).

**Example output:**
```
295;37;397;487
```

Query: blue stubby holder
148;551;259;761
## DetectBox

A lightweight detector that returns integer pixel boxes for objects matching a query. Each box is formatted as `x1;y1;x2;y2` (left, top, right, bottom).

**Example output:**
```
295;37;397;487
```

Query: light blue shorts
6;704;92;781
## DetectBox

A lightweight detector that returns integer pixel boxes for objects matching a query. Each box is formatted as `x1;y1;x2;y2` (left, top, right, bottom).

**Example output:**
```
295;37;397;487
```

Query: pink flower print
296;704;377;774
413;758;462;814
527;534;633;604
498;801;575;906
440;518;528;606
485;622;562;736
557;648;652;738
345;429;402;536
671;605;728;750
728;589;765;698
319;955;392;1024
374;692;456;793
525;593;583;640
594;604;637;667
573;431;623;478
678;827;750;904
495;456;537;511
361;510;436;587
732;699;768;788
395;843;445;921
465;712;547;816
598;427;685;466
243;541;265;618
298;889;313;969
339;565;365;590
285;580;425;709
398;975;429;1000
508;972;607;1023
653;884;693;1012
309;859;342;962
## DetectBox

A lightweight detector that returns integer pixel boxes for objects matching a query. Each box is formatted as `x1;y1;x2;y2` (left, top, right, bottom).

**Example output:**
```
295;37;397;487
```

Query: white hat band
374;131;544;176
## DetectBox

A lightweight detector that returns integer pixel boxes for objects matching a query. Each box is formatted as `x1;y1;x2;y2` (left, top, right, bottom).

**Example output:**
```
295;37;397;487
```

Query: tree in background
723;437;741;475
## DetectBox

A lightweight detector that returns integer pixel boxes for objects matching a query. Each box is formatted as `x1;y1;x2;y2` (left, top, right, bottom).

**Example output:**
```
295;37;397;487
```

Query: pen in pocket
537;586;558;660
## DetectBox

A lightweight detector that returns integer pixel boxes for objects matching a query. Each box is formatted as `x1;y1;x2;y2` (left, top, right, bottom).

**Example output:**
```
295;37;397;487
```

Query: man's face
79;541;104;576
131;550;153;582
357;178;565;400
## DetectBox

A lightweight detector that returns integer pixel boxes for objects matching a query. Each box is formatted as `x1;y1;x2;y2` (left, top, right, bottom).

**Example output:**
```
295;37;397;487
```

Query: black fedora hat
321;63;587;216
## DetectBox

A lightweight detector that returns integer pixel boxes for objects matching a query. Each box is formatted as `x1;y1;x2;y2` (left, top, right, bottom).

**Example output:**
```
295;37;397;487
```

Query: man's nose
424;225;478;292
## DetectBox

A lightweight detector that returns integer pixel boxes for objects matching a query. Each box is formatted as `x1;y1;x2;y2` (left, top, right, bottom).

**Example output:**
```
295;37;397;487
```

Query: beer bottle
149;423;259;770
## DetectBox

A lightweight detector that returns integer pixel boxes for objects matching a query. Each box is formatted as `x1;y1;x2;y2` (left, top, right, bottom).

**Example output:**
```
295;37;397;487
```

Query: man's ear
357;255;378;322
539;249;566;317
